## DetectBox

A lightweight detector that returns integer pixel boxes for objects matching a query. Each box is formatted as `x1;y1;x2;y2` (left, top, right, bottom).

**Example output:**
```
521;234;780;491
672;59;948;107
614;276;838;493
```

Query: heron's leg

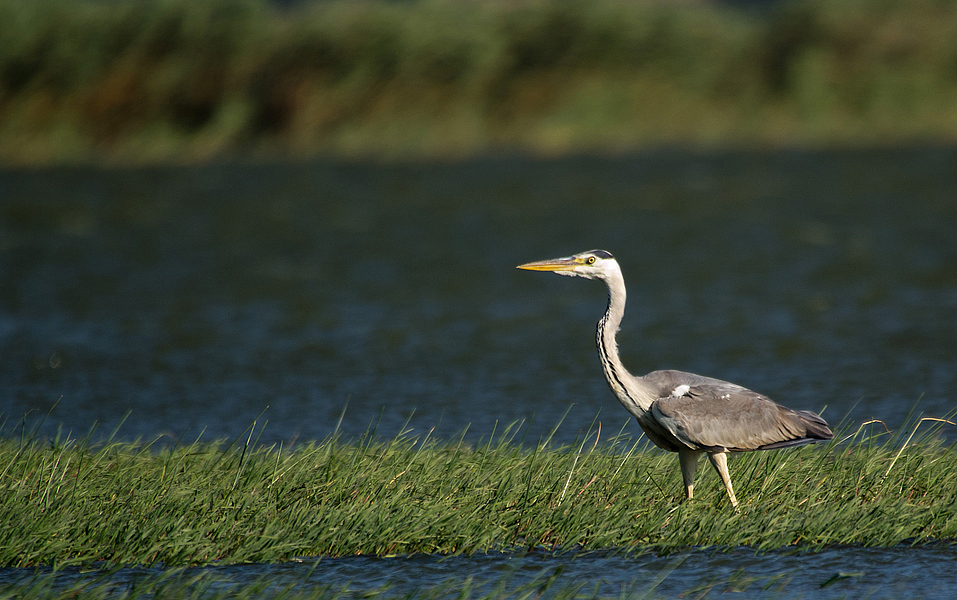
678;450;701;500
707;452;739;507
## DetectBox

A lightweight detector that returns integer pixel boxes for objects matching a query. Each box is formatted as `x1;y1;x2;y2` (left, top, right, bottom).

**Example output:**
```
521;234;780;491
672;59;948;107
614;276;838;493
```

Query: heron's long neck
596;275;656;416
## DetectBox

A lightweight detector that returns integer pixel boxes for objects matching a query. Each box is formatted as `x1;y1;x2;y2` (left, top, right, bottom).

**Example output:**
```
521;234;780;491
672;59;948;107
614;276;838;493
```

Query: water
2;148;957;595
3;149;956;444
3;546;957;598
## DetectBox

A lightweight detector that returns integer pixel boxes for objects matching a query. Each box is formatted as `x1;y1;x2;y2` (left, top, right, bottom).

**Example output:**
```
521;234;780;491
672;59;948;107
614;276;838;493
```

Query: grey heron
518;249;833;507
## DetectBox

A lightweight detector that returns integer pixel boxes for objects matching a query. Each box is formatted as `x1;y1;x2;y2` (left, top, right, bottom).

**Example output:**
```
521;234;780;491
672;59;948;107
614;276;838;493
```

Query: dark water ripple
3;545;957;598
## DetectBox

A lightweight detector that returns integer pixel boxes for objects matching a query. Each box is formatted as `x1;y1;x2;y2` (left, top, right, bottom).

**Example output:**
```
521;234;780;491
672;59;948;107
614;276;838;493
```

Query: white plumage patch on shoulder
671;384;691;397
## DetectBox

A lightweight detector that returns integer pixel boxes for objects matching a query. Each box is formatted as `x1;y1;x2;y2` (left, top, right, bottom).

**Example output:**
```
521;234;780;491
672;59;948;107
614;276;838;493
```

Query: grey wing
643;370;832;452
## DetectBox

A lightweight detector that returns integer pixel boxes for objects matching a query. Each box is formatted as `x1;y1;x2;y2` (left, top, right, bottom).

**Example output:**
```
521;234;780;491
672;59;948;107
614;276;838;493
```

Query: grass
1;413;955;571
4;0;957;164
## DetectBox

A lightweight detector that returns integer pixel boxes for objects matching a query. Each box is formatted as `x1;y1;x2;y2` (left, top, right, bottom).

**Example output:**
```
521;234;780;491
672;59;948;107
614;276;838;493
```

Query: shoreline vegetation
1;415;955;570
4;0;957;165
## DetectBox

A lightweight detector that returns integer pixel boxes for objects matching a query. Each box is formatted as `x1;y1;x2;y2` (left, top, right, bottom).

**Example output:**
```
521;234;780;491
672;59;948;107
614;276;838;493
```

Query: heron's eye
586;256;596;264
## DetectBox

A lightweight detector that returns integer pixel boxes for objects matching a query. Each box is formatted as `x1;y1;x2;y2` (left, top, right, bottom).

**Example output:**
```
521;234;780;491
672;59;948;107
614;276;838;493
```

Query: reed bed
1;416;955;569
5;0;957;163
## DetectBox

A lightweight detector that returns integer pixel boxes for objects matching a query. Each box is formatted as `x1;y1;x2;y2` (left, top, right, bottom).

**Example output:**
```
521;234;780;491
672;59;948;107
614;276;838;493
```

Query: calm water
2;148;957;595
3;149;956;444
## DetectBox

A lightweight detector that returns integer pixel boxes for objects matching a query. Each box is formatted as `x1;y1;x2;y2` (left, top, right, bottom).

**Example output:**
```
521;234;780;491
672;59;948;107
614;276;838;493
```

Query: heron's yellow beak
516;256;579;272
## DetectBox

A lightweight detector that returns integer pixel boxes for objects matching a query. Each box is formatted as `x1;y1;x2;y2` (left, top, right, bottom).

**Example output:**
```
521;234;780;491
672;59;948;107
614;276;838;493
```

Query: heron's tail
756;409;833;450
795;409;833;441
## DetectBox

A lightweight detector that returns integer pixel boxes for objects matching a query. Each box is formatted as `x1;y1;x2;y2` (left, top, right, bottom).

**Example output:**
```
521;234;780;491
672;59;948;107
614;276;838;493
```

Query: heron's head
517;249;620;281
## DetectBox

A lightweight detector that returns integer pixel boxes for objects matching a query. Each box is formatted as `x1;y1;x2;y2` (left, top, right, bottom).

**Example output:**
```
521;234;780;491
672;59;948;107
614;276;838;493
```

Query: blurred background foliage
2;0;957;163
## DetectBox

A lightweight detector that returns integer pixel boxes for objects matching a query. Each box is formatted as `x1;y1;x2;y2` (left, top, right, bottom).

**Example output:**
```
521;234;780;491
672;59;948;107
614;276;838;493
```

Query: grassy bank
3;0;957;164
1;416;955;569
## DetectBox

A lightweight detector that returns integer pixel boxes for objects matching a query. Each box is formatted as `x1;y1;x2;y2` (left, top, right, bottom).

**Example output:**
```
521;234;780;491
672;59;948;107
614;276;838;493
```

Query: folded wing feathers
644;370;833;452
